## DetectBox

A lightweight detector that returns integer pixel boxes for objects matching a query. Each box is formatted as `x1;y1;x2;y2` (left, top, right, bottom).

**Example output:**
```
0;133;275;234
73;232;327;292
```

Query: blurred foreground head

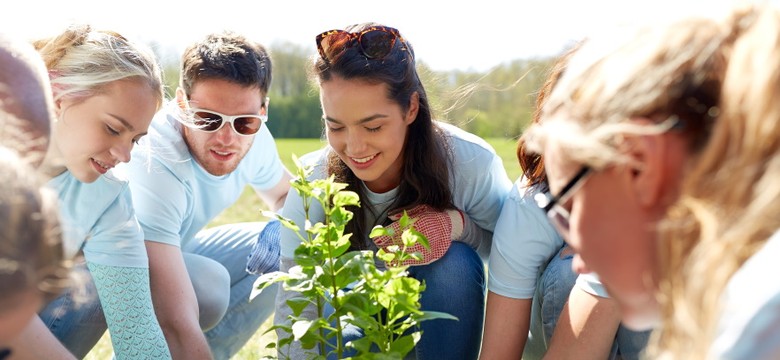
0;33;56;166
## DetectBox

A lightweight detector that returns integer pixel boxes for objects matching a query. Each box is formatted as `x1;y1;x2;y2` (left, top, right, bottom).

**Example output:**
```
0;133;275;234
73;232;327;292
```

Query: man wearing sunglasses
123;31;292;359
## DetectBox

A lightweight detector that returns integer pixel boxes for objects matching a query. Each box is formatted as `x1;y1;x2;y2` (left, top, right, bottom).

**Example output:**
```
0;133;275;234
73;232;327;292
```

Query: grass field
85;137;521;359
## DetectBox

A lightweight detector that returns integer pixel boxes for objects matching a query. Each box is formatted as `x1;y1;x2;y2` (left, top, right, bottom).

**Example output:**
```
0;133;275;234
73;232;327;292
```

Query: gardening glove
372;204;464;266
246;220;281;274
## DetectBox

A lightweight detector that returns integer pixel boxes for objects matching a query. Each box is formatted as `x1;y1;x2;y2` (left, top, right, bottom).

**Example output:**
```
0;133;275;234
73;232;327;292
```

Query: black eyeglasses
316;26;406;63
534;166;591;236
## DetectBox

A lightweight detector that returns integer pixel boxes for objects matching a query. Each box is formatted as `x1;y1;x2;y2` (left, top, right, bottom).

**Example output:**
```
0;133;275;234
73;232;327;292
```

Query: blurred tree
149;41;554;139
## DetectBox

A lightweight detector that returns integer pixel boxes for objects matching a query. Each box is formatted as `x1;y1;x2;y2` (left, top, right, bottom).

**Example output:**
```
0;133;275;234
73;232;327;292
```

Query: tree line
157;41;555;139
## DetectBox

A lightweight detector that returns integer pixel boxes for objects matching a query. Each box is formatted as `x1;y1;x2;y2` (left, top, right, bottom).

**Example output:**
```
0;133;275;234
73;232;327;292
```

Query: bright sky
2;0;745;72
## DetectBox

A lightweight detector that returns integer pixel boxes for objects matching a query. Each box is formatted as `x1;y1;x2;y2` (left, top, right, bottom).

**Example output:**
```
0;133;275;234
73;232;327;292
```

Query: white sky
1;0;747;72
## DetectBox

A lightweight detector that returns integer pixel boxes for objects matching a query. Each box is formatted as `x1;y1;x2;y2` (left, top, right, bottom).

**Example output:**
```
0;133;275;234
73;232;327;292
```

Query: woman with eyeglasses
482;44;652;360
523;4;780;358
6;25;171;359
274;22;512;359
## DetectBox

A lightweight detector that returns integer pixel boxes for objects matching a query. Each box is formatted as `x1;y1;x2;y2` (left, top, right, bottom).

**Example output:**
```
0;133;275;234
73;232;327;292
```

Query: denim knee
538;246;578;342
184;253;231;330
615;325;651;360
409;242;484;360
38;264;107;358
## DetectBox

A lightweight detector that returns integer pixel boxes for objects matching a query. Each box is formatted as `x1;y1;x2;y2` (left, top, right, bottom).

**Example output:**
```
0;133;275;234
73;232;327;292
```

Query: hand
373;204;464;266
246;220;282;274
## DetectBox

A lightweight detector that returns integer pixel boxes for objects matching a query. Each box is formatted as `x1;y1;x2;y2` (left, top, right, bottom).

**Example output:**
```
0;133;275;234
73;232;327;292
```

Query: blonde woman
524;4;780;359
7;25;170;359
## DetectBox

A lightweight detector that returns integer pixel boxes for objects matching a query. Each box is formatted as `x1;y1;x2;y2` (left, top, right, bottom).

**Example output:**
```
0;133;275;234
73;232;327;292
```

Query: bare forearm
147;242;213;360
7;316;75;360
480;293;531;359
162;325;212;360
543;288;621;360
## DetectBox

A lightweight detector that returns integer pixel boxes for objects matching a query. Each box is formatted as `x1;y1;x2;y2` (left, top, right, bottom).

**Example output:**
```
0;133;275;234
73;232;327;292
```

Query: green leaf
291;320;312;340
388;333;418;355
376;249;395;263
333;190;360;208
250;271;289;300
369;225;392;238
410;229;430;250
286;297;313;317
416;310;459;322
398;210;414;229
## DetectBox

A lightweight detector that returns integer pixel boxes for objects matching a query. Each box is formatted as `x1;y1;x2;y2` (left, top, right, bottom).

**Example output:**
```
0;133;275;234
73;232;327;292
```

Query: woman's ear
625;126;667;208
405;92;419;124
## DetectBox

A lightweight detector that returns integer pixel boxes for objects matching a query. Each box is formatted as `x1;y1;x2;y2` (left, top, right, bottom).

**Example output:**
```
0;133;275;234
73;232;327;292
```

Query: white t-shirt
710;229;780;359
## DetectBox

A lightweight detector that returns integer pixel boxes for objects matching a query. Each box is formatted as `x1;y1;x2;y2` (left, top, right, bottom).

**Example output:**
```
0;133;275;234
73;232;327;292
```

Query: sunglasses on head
316;26;406;63
184;98;269;136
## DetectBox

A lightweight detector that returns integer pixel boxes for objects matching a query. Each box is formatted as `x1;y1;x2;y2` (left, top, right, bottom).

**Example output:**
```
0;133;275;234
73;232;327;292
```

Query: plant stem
323;211;344;359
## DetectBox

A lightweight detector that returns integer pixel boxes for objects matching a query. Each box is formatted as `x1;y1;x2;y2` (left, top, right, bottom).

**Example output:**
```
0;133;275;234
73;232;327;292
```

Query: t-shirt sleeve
451;138;513;233
488;181;564;298
249;126;286;191
127;157;189;246
87;261;171;359
82;187;149;268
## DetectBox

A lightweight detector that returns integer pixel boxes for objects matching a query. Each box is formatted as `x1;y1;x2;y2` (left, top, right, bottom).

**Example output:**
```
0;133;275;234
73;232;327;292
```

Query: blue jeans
39;264;105;359
523;246;650;360
38;222;280;360
330;242;485;360
185;222;279;360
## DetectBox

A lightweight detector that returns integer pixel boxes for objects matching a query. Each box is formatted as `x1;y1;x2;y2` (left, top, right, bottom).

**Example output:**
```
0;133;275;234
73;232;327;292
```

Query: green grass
86;136;520;359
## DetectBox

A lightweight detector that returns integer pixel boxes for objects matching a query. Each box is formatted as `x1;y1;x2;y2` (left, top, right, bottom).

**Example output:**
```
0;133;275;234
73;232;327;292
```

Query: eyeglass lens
317;28;399;62
359;30;396;59
192;111;262;135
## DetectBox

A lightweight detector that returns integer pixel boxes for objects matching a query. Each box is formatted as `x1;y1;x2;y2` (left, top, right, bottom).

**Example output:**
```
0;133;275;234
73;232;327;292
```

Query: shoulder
130;104;193;177
125;105;193;184
506;178;544;205
297;147;330;180
494;179;558;240
48;171;127;203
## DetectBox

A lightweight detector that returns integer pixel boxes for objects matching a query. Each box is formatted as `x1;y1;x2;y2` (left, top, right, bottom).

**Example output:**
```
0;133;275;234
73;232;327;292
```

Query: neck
39;139;66;180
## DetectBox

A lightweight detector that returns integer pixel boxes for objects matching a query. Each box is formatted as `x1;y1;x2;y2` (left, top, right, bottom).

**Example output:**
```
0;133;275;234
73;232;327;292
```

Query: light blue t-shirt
279;121;512;259
47;170;171;359
49;170;147;267
487;179;564;299
487;178;609;299
124;103;285;247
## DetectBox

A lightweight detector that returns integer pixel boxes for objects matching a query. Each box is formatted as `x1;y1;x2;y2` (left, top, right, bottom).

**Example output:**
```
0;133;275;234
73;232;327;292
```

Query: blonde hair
655;7;780;358
33;24;164;108
523;4;779;358
526;13;727;169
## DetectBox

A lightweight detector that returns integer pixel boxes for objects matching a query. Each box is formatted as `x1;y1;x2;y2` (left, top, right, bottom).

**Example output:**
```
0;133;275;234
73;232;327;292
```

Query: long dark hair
314;23;453;250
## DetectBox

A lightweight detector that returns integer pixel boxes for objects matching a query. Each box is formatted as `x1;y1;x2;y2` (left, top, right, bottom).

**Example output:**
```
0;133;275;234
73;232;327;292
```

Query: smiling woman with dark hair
274;22;512;359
